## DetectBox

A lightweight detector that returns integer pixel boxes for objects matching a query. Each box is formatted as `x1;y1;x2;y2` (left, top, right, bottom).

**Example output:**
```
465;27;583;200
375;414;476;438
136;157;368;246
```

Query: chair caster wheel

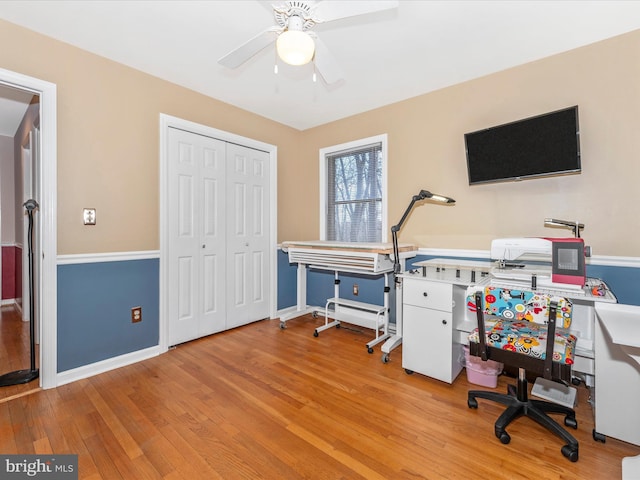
312;311;318;318
496;429;510;444
467;397;478;409
564;416;578;429
367;347;374;354
313;330;319;337
381;353;390;363
593;430;606;443
561;445;579;462
279;322;286;330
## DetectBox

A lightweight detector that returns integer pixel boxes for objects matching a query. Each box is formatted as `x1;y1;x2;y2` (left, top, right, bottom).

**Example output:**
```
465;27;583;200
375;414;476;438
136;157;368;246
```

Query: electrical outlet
353;284;359;296
131;306;142;323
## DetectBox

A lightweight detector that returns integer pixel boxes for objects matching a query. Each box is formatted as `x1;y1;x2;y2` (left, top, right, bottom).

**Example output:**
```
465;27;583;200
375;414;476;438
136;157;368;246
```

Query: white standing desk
280;241;416;353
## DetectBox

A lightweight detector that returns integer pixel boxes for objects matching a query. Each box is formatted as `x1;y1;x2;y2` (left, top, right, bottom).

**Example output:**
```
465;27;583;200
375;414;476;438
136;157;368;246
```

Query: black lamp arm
391;194;423;274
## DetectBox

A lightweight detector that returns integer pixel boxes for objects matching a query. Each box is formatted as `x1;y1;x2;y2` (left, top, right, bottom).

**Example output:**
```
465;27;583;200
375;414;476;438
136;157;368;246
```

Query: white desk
400;258;616;386
594;303;640;447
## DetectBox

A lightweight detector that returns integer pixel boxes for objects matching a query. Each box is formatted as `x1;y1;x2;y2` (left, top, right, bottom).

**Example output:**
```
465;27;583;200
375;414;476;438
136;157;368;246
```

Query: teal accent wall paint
57;258;159;372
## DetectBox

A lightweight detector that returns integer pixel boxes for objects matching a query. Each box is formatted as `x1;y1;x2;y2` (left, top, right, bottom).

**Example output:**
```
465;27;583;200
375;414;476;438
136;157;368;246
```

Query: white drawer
403;279;453;312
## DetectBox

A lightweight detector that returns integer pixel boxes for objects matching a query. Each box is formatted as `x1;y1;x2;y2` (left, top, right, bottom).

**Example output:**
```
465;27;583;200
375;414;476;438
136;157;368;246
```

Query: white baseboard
55;345;163;387
276;305;299;318
1;299;21;311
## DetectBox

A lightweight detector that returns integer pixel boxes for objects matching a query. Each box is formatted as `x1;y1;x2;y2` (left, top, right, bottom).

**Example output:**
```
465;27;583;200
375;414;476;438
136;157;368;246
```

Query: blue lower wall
277;249;640;310
277;249;395;320
57;258;159;372
56;250;637;374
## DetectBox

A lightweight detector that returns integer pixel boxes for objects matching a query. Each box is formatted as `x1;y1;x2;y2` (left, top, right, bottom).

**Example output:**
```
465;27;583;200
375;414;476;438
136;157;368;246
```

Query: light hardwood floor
1;311;639;479
0;306;41;403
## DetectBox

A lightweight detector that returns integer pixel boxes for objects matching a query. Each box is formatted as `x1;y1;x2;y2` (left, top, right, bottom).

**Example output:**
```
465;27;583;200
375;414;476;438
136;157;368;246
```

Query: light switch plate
83;208;96;225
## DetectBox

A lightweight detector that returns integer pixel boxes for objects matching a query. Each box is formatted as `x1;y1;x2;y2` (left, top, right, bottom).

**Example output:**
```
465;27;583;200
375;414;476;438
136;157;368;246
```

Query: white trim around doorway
0;67;57;389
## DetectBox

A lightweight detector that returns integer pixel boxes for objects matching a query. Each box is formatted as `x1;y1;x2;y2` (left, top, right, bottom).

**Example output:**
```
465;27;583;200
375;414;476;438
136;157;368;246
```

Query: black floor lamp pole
0;199;40;387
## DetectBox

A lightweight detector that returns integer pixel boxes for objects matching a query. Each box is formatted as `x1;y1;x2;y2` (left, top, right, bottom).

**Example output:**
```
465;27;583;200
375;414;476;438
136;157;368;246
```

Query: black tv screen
465;106;581;185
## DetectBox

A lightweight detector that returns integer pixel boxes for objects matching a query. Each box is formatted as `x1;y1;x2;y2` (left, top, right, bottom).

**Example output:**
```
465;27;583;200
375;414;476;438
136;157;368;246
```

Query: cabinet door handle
422;292;428;297
442;319;447;325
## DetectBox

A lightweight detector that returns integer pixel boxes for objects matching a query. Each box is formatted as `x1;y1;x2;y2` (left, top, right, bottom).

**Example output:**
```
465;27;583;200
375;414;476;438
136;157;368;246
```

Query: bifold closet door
167;128;227;346
225;142;270;329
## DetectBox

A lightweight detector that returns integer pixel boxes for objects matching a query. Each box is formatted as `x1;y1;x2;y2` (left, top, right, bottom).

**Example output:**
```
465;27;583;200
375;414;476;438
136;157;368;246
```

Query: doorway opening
0;68;57;393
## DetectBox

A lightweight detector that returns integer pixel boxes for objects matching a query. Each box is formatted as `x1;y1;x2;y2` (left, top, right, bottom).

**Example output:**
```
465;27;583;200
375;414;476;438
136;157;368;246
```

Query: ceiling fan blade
218;27;280;69
313;36;344;85
312;0;398;23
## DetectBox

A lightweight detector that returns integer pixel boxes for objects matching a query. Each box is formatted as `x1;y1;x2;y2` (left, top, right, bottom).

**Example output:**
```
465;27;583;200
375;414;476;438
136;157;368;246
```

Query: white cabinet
593;303;640;446
402;277;464;383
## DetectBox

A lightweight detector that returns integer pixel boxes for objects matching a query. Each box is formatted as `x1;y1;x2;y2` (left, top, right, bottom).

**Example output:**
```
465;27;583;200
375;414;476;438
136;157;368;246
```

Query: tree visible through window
326;142;383;242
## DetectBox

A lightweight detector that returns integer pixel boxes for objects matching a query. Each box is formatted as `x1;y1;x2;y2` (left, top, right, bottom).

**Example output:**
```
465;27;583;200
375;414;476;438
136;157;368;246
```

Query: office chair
467;287;580;462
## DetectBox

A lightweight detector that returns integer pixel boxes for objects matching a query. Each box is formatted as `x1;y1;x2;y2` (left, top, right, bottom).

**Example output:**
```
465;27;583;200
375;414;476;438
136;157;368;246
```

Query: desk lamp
391;190;455;275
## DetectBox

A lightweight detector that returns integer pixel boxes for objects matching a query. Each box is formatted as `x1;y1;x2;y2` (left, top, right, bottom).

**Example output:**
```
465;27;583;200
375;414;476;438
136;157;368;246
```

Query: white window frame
319;134;388;242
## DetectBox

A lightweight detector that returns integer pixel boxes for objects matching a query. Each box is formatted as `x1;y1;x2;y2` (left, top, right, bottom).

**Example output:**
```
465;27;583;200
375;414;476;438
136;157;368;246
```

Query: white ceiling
1;1;640;131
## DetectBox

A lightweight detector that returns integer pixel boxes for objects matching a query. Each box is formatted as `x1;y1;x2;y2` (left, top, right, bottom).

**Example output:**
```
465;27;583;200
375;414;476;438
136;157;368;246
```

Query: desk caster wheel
564;416;578;429
279;322;286;330
312;311;318;318
404;369;414;375
381;353;389;363
561;445;579;462
593;430;606;443
313;330;319;337
496;429;510;445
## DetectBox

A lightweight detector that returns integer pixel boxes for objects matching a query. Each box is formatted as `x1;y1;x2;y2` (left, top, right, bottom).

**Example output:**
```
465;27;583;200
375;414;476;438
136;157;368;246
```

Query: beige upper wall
294;29;640;257
0;19;299;254
0;19;638;257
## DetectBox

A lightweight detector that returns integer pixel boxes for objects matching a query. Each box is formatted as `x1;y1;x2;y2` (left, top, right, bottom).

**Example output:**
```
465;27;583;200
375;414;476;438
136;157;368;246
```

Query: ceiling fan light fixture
276;30;315;66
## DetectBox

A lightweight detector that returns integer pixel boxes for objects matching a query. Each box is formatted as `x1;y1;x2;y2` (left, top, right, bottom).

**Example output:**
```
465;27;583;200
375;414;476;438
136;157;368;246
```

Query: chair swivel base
468;383;579;462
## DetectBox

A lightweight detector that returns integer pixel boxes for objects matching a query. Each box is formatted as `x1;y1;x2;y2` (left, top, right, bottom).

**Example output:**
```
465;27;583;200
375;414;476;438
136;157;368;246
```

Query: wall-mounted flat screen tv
465;106;580;185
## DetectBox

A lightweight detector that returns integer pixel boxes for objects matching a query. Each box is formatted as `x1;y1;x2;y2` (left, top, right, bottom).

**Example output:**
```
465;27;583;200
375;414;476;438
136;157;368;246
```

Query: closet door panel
226;143;270;328
168;128;226;345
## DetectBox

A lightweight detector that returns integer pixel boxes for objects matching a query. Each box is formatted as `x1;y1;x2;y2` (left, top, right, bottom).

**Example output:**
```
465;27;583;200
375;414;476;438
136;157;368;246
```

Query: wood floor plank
2;314;640;479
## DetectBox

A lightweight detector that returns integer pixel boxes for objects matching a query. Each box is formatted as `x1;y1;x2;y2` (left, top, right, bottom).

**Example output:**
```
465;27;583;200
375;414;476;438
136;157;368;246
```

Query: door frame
0;67;57;389
159;114;278;352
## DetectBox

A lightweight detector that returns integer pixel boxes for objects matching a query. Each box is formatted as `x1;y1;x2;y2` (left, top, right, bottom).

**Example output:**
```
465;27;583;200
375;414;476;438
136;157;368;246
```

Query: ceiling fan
218;1;399;85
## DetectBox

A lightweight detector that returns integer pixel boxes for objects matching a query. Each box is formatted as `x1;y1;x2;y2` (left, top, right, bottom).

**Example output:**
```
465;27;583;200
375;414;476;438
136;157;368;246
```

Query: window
320;134;387;243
